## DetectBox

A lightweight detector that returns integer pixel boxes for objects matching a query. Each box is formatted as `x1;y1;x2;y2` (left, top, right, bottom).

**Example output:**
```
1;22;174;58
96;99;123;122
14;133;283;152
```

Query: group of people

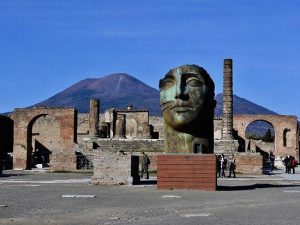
217;154;236;178
283;155;298;174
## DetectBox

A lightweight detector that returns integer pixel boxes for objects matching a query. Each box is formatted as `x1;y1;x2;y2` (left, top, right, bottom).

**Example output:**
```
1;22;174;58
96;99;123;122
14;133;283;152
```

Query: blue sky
0;0;299;118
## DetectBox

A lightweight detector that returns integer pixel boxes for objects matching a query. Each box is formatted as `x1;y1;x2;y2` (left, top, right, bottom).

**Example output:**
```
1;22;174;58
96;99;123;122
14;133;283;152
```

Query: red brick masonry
157;154;217;191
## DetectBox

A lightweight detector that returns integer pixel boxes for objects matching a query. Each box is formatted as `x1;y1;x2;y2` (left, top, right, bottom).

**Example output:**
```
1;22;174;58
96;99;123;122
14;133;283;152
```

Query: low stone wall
49;153;77;172
92;150;139;185
76;138;164;172
157;154;217;191
235;153;263;174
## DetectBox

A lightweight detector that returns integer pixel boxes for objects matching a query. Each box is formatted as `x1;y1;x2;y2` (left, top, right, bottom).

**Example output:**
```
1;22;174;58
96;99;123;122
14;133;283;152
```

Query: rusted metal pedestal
157;154;217;191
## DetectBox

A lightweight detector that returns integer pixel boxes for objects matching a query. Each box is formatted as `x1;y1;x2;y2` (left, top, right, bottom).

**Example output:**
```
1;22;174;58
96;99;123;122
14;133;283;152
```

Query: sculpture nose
175;81;188;100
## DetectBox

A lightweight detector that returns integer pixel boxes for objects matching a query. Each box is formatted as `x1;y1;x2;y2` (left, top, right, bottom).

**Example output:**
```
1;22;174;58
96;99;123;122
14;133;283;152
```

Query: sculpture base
157;154;217;191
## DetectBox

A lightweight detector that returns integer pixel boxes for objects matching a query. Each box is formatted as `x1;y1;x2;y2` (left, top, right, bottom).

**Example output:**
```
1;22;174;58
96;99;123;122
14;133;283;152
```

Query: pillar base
157;154;217;191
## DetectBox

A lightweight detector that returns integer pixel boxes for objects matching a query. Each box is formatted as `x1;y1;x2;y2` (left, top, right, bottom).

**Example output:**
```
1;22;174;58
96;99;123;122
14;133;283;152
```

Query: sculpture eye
161;78;174;89
186;77;203;87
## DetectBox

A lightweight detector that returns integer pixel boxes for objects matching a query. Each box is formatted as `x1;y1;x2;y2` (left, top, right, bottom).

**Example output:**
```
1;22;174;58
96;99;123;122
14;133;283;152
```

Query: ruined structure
89;99;100;137
102;105;152;139
233;115;299;159
10;107;77;171
214;59;238;154
91;104;157;185
1;59;299;179
222;59;234;139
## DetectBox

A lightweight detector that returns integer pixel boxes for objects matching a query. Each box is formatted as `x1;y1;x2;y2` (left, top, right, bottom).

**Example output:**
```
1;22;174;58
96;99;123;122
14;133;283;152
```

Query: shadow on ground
217;183;300;191
0;173;32;177
136;179;157;185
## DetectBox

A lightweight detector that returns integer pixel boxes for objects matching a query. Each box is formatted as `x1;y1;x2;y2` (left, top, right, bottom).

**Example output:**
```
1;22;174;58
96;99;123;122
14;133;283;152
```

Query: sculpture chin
163;108;200;131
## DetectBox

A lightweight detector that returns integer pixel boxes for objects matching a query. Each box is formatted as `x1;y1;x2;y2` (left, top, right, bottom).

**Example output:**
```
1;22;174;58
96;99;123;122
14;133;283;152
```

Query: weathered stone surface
114;114;126;138
92;150;139;185
88;99;100;137
235;153;263;174
233;115;299;160
10;107;77;171
222;59;234;140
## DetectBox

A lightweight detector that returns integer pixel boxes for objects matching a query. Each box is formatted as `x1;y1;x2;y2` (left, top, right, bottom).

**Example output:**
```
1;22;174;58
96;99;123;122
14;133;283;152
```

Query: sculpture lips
172;106;192;112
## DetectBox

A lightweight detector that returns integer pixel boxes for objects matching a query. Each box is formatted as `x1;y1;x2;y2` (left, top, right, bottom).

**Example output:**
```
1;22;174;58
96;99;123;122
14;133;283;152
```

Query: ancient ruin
214;59;238;154
0;59;298;183
10;107;77;171
234;115;299;158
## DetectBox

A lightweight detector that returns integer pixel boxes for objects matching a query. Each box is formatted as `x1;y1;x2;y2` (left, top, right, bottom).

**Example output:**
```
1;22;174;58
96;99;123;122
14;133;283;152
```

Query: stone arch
244;120;275;154
233;115;298;160
28;114;61;168
10;107;77;171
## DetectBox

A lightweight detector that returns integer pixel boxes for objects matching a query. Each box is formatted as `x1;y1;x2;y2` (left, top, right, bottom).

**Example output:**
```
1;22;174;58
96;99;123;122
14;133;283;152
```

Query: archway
11;107;77;171
245;120;275;156
233;115;298;160
28;114;61;169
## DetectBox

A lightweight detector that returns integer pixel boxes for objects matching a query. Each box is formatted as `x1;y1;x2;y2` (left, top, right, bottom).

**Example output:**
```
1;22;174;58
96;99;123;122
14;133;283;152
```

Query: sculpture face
160;65;213;132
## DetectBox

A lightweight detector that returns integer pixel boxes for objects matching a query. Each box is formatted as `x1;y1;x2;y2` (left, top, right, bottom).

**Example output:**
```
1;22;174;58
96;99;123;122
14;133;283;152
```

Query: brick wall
92;150;139;185
157;154;217;191
235;153;263;174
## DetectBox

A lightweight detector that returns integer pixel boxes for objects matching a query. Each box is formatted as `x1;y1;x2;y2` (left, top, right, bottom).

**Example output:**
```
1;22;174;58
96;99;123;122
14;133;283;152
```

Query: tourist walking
141;151;150;179
283;156;290;174
220;154;227;178
228;156;236;178
270;152;275;172
217;155;222;177
291;156;297;174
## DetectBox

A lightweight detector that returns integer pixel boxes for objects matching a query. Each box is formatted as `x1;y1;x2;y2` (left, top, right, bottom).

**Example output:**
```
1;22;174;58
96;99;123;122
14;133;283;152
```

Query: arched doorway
11;107;77;171
245;120;275;155
28;114;61;169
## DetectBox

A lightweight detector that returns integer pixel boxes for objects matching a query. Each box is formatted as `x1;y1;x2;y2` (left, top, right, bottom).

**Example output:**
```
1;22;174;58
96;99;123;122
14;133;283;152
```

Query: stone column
114;114;126;138
89;99;100;137
222;59;233;140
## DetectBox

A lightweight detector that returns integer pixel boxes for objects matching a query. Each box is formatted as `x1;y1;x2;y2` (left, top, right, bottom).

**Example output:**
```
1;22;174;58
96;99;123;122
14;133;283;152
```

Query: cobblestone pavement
1;169;300;225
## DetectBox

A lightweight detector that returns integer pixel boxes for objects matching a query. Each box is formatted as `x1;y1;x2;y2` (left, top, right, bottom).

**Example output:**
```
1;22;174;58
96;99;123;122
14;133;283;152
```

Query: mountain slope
34;73;160;115
33;73;277;116
214;93;277;117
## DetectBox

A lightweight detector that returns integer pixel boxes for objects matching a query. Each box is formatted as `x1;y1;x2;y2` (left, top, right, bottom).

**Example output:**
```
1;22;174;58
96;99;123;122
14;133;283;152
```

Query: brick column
114;114;126;139
89;99;100;137
222;59;233;139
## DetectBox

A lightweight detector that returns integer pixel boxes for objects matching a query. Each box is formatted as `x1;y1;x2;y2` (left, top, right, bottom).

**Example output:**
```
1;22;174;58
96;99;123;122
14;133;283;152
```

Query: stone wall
32;115;61;153
10;107;77;171
233;115;299;160
149;116;164;139
235;153;263;174
77;138;164;172
92;150;139;185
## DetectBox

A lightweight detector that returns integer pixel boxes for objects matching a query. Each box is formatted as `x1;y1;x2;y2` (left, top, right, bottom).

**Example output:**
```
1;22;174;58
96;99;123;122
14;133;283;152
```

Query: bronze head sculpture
159;65;216;153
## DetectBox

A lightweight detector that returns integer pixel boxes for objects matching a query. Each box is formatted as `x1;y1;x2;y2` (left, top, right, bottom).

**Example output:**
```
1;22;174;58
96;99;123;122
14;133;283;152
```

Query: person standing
291;156;297;174
141;152;150;179
217;155;222;178
228;156;236;178
220;154;227;178
283;156;290;174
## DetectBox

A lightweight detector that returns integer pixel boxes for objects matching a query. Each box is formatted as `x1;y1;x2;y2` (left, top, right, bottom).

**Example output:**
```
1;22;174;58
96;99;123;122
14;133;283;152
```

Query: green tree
262;129;274;142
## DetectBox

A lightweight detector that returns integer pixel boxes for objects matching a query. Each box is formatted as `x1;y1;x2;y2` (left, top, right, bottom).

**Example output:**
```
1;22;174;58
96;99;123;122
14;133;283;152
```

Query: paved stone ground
1;168;300;225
